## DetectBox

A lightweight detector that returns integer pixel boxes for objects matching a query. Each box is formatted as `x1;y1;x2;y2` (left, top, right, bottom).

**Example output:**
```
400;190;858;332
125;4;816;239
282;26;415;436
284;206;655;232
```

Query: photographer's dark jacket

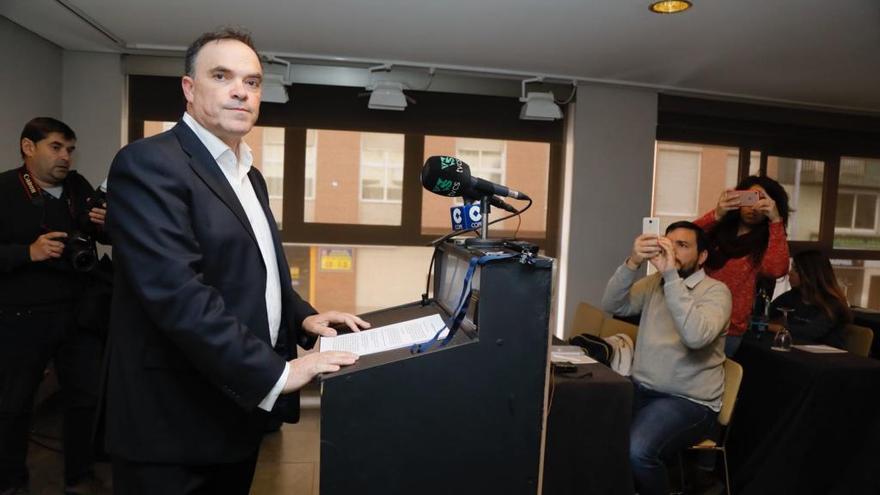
0;167;101;308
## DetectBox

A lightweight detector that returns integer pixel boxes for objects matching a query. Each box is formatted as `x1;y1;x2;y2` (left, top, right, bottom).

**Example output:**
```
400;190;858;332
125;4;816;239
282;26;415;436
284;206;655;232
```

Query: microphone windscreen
421;156;472;197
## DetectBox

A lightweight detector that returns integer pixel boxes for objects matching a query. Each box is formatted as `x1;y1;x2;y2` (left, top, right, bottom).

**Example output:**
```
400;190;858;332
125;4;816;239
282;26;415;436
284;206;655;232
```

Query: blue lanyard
412;252;519;354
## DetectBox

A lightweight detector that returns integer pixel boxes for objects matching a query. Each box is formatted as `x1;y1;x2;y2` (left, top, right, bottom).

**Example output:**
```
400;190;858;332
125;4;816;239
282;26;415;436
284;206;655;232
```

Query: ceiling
3;0;880;113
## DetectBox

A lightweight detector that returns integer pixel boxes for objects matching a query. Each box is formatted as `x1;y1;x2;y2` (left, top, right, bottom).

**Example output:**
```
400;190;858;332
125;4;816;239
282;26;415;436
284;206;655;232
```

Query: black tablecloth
543;363;634;495
727;335;880;495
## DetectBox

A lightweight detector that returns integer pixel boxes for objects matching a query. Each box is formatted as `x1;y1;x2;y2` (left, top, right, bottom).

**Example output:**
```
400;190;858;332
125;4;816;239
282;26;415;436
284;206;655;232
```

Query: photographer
0;118;109;495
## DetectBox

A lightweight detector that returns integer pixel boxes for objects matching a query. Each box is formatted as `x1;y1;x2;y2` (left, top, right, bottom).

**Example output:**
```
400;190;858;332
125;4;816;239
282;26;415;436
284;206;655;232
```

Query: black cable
421;198;533;304
421;247;439;306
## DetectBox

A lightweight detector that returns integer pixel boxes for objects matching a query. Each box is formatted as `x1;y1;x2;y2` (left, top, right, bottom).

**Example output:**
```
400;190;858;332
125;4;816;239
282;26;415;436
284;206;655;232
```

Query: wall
0;18;62;168
61;50;125;187
557;83;658;337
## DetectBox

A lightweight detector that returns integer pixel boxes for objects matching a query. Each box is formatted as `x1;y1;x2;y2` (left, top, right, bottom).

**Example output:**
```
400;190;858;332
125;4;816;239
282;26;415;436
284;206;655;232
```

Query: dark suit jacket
104;122;317;463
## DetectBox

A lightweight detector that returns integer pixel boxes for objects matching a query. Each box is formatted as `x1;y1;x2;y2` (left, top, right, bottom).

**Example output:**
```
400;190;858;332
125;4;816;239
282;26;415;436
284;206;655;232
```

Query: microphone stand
464;195;504;249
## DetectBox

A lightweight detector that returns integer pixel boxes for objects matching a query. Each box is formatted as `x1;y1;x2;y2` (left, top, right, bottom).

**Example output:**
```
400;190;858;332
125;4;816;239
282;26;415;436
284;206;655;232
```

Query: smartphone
642;217;660;236
732;190;760;206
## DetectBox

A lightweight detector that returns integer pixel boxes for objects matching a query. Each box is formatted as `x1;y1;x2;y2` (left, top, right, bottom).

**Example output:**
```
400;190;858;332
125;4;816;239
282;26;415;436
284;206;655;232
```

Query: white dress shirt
182;113;289;411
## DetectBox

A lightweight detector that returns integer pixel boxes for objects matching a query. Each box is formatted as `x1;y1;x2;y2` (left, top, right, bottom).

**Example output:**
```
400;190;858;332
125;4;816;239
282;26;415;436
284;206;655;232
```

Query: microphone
421;156;531;201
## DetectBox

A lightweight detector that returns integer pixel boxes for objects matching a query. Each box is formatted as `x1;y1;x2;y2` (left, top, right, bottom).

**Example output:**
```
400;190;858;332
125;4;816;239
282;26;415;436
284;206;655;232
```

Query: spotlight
519;77;563;121
262;73;289;104
367;81;408;111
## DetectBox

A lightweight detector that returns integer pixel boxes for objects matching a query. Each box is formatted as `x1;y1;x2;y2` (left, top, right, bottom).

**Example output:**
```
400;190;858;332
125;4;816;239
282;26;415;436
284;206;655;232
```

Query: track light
519;78;563;121
262;73;289;104
367;80;409;111
261;55;292;104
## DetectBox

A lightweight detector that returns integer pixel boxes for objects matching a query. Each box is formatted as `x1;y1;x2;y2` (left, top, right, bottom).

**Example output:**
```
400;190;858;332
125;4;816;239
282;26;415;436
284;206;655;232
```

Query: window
360;133;404;203
654;145;701;217
305;130;317;200
456;138;506;185
303;130;404;226
652;142;741;230
831;259;880;309
131;77;563;314
834;157;880;250
656;95;880;308
421;136;550;238
766;156;824;242
260;127;285;228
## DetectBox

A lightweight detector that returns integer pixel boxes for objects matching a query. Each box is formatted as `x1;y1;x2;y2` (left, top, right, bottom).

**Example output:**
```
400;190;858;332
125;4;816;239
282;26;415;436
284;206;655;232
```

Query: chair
679;358;744;495
568;302;606;340
599;316;639;345
842;323;874;358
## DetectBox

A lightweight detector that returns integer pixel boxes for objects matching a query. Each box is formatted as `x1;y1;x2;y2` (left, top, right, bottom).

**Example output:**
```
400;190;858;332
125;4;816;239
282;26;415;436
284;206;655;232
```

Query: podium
319;241;553;494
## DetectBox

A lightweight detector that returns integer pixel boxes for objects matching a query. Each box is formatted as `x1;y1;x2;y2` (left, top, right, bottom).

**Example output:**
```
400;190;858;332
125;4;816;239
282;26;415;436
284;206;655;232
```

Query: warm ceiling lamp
649;0;692;14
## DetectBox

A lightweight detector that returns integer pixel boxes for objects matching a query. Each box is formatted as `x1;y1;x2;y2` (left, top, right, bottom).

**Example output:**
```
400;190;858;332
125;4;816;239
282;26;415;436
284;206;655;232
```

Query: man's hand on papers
303;311;371;337
284;351;359;393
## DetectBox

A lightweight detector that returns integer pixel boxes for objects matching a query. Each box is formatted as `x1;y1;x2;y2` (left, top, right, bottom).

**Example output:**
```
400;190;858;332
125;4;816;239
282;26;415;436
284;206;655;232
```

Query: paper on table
551;345;597;365
793;344;847;354
319;314;449;356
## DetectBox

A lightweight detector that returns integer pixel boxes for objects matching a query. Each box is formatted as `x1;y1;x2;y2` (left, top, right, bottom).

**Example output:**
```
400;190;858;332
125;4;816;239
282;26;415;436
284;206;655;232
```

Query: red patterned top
694;211;790;337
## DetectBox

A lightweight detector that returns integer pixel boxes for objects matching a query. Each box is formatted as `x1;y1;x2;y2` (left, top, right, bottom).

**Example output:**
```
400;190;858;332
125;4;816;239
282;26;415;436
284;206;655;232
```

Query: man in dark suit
105;28;367;494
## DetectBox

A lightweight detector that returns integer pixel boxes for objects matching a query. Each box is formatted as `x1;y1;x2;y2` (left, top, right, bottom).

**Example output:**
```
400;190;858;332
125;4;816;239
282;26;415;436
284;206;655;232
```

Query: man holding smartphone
602;221;731;495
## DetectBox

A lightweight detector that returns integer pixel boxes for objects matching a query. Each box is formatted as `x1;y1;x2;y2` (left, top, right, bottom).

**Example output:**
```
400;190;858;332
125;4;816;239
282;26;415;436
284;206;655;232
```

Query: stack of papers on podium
320;314;449;356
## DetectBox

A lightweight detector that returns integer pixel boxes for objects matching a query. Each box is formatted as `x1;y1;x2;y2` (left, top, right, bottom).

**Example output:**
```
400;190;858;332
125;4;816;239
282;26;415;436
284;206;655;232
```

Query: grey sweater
602;264;731;410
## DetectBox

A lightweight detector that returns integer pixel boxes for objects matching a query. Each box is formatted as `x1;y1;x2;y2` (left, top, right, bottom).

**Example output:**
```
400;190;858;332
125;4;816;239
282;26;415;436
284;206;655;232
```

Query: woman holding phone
694;176;791;356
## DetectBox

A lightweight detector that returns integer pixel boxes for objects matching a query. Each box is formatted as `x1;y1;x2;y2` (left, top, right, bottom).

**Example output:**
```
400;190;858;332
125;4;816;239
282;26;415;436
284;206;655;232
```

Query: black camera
63;186;106;272
85;185;107;210
64;231;98;272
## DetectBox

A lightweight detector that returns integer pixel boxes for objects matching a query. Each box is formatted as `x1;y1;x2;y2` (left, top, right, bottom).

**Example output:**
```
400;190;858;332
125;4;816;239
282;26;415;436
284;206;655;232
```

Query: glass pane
831;259;880;309
304;130;317;206
652;142;741;231
855;195;877;230
834;157;880;250
284;244;435;314
836;193;854;228
422;136;550;240
144;122;285;229
766;155;823;242
305;129;403;226
749;151;761;176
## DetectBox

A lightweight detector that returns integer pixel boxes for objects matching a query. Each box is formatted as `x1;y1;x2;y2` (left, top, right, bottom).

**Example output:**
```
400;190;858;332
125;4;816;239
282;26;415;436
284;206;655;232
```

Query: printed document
551;345;597;364
320;314;449;356
793;344;847;354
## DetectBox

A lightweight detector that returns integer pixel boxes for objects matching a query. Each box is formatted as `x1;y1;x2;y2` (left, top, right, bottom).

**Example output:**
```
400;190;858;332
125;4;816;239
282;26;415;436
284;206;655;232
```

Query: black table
543;363;634;495
728;335;880;495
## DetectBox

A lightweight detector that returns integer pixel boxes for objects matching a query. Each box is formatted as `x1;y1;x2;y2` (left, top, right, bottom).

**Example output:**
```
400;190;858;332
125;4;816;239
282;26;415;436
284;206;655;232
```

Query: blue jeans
630;382;718;495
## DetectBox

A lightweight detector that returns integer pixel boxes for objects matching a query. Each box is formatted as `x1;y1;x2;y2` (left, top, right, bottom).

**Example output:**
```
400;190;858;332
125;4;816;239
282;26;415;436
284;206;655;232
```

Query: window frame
657;94;880;261
126;76;565;256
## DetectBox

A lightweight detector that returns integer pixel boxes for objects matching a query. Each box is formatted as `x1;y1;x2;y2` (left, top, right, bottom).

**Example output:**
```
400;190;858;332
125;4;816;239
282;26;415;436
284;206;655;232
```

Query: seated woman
770;250;851;348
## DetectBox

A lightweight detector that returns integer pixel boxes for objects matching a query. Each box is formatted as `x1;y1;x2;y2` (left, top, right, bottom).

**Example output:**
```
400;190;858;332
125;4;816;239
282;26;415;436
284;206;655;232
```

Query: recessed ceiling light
649;0;692;14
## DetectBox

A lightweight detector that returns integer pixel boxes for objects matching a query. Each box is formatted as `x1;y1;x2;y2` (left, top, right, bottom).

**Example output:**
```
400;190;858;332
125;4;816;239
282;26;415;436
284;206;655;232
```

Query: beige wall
557;84;658;337
0;18;62;169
